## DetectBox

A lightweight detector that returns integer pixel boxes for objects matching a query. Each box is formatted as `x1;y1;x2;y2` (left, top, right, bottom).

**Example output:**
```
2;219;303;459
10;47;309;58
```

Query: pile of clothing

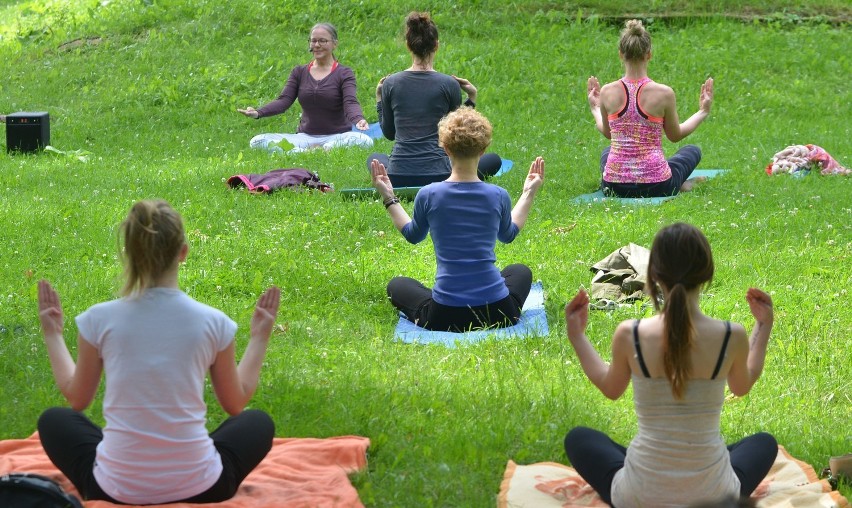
766;144;849;176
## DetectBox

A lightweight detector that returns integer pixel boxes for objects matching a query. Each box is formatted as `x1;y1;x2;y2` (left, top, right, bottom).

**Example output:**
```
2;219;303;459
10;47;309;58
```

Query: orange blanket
499;446;850;508
0;433;369;507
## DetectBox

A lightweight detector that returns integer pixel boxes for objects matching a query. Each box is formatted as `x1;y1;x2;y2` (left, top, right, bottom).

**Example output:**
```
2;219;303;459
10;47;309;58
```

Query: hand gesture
452;75;477;102
250;286;281;344
355;119;369;131
564;290;590;342
238;106;259;119
587;76;602;110
745;287;773;326
699;78;713;113
523;156;545;195
375;75;388;102
370;158;395;200
38;280;64;339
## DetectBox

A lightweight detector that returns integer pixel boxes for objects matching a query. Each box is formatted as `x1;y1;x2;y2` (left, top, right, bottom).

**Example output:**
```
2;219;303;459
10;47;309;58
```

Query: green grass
1;0;850;505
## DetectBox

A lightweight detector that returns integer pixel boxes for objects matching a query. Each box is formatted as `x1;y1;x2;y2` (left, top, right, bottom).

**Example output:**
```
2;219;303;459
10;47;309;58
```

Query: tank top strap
633;319;651;378
710;321;732;380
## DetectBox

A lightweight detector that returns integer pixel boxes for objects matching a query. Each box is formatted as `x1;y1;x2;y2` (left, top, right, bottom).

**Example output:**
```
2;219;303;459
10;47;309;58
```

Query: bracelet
383;196;400;208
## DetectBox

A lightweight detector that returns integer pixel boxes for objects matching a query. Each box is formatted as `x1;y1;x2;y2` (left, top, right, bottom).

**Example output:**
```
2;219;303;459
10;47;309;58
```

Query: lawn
0;0;850;505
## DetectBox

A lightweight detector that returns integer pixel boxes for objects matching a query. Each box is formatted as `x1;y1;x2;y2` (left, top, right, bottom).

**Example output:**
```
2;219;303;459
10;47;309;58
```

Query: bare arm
663;78;713;142
564;290;632;400
210;286;280;415
38;280;102;410
510;157;545;230
727;288;773;396
371;158;411;232
587;77;611;139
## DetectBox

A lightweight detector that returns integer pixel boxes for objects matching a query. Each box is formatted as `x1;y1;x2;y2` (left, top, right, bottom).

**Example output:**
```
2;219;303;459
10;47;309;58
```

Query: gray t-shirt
378;71;462;177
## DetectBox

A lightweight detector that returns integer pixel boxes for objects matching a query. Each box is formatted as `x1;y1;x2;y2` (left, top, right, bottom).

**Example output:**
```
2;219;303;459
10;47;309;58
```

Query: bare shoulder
727;320;749;348
611;319;637;360
646;81;675;98
600;80;622;92
613;319;637;343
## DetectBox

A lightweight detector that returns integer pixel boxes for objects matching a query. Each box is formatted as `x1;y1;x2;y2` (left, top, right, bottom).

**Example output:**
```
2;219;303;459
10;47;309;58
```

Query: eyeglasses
309;38;332;45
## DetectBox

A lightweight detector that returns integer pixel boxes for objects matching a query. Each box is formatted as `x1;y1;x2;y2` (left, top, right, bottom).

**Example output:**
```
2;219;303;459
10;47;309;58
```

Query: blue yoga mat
394;282;548;347
571;169;728;205
352;122;384;140
339;158;515;200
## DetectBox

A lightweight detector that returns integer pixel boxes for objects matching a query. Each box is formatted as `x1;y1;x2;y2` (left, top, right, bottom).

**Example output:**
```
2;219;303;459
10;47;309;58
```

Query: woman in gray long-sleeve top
367;12;501;187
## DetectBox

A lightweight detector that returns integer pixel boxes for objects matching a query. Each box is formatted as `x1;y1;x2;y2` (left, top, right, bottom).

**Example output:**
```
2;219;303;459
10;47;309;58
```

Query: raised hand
250;286;281;344
38;280;64;339
370;158;395;200
237;106;259;119
375;75;388;102
523;156;545;195
699;78;714;113
587;76;602;110
564;290;590;342
452;75;477;102
745;287;773;326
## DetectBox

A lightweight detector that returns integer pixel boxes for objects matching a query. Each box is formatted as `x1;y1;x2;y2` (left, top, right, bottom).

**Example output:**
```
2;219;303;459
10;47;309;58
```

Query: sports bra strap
633;319;651;378
710;321;732;380
616;81;630;118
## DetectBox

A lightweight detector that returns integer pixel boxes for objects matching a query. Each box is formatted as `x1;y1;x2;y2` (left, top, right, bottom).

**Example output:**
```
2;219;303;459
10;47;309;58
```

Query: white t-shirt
76;287;237;505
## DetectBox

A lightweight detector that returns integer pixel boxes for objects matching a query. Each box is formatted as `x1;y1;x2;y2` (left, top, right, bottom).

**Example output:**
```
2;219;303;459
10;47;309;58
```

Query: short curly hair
437;107;492;158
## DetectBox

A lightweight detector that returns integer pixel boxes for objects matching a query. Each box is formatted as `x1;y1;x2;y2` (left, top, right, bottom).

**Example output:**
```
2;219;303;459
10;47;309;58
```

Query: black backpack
0;473;83;508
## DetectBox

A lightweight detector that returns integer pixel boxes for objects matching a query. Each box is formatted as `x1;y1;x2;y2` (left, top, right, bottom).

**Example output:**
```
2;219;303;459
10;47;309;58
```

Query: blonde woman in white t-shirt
37;199;280;504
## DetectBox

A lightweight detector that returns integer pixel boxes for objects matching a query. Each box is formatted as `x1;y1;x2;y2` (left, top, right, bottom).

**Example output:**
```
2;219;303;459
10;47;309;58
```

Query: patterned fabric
604;77;672;184
499;447;851;508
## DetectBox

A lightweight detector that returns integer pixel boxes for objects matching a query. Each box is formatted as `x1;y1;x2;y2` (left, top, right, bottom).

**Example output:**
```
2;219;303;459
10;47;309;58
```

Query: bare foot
680;176;707;193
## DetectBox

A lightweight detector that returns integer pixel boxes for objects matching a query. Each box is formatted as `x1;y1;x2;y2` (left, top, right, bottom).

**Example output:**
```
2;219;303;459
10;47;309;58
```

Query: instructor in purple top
238;23;373;154
371;107;544;332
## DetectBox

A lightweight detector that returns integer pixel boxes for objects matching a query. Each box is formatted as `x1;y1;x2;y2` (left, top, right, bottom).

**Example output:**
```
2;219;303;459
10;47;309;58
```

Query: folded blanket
499;446;850;508
0;433;369;508
394;281;548;346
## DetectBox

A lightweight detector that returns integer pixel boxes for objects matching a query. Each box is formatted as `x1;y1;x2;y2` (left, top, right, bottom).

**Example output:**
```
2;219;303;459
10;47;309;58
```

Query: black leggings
600;144;702;197
38;407;274;504
367;152;502;187
564;426;778;505
387;263;532;332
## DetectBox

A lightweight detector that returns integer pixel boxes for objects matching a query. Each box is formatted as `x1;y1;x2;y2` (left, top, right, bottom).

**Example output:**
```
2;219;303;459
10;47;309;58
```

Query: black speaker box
6;112;50;153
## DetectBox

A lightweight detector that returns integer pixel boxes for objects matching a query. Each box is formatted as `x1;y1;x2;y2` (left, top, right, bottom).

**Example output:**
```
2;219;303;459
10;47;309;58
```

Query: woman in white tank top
563;223;777;507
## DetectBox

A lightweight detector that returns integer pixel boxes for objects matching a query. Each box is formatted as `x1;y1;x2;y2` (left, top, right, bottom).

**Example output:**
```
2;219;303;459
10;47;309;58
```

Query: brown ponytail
647;223;714;399
120;200;185;297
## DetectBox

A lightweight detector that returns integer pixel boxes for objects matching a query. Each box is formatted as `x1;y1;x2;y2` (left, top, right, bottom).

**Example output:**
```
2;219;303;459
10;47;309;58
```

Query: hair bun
626;19;644;35
407;12;430;30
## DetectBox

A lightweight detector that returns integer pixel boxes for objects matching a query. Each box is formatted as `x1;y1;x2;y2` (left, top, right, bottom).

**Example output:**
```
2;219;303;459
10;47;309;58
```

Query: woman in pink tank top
587;19;714;197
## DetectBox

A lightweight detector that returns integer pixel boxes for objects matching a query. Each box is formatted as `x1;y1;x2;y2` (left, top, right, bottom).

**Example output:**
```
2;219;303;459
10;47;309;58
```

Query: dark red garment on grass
227;168;332;193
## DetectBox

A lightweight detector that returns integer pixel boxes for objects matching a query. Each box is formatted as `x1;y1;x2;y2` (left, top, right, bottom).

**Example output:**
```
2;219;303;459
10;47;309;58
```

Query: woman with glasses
238;23;373;153
587;19;713;197
367;12;502;187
